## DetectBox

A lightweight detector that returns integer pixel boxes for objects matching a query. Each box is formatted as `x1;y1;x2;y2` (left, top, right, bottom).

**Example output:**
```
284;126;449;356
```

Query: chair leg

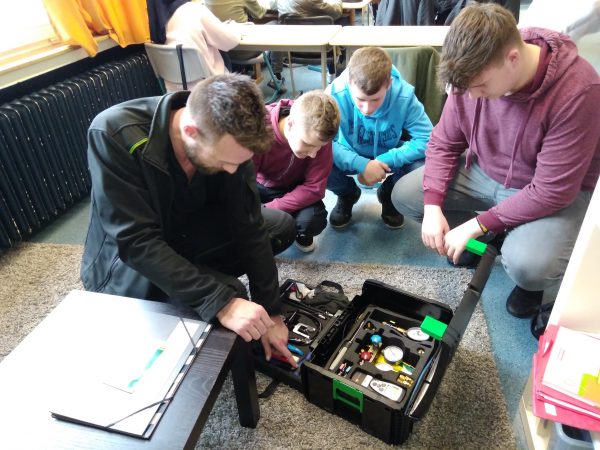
262;52;283;104
288;51;296;97
253;62;264;84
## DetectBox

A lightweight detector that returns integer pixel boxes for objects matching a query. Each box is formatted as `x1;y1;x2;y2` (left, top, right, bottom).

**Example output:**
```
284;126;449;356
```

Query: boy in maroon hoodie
391;4;600;322
253;90;340;252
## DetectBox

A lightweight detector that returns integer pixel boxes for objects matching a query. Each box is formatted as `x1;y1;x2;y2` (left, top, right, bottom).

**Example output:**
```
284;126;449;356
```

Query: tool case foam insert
255;242;496;445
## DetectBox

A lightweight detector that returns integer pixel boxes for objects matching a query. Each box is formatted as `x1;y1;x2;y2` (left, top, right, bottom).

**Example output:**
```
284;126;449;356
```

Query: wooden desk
330;25;449;59
0;291;258;450
342;0;373;26
235;24;342;88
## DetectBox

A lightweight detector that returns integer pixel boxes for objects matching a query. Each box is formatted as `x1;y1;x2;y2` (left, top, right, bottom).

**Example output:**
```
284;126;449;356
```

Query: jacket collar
141;90;190;171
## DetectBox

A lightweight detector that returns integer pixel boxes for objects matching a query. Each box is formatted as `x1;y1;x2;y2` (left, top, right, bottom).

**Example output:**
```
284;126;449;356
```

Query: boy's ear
386;77;393;90
506;47;520;66
285;115;294;133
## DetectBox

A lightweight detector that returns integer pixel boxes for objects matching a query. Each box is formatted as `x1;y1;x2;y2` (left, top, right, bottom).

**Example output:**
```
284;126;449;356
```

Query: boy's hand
445;218;483;264
422;205;449;255
361;160;390;185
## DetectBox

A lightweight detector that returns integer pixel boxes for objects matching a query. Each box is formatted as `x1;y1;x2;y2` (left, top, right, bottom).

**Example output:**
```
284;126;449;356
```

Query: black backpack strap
258;378;280;399
175;44;188;90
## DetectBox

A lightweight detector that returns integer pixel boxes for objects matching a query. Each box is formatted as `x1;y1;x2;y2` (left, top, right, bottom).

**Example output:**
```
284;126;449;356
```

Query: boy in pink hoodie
253;91;340;252
391;4;600;323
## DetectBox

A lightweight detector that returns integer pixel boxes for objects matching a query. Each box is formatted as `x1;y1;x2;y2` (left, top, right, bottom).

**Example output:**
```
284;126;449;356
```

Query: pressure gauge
382;345;403;363
407;327;430;342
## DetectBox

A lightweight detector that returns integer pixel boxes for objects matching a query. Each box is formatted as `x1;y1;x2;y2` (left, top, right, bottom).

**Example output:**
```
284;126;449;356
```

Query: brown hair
438;3;523;92
290;90;340;142
187;73;273;154
348;47;392;95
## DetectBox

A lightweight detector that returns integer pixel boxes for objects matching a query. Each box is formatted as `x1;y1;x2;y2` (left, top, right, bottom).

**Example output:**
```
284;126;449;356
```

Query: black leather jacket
81;91;280;320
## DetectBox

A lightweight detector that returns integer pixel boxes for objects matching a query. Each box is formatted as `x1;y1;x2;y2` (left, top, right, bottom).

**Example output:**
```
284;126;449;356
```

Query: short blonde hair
439;3;523;92
348;47;392;95
290;90;340;142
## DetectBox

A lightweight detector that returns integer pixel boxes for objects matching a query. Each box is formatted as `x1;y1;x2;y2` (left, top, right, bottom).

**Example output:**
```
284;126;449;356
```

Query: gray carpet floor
0;243;515;449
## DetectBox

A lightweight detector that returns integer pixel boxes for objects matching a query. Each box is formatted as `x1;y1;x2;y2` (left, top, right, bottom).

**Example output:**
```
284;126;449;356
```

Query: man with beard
81;74;297;366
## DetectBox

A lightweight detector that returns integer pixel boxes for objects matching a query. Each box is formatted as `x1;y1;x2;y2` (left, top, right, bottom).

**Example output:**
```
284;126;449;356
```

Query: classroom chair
144;42;213;93
279;14;338;96
385;46;446;125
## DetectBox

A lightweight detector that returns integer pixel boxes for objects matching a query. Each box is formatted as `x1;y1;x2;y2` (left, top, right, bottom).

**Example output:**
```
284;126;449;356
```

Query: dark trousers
257;184;328;238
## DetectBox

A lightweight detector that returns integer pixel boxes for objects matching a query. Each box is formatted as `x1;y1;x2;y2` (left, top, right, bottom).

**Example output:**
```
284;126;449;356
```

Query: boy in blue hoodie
325;47;433;228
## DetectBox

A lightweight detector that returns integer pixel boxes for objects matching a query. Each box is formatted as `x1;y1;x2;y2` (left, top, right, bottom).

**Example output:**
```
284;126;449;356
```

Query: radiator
0;53;162;251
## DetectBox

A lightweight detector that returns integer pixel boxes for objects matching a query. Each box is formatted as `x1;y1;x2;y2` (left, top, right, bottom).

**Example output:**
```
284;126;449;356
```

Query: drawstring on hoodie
505;101;535;187
467;98;536;188
466;98;483;170
351;101;381;159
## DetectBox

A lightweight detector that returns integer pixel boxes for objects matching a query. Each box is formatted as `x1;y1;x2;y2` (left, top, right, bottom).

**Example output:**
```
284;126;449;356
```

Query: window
0;0;58;61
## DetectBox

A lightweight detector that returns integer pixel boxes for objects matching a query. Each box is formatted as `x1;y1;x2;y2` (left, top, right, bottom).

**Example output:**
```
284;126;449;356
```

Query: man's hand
360;160;390;186
422;205;450;255
445;218;484;264
261;315;297;368
216;297;274;342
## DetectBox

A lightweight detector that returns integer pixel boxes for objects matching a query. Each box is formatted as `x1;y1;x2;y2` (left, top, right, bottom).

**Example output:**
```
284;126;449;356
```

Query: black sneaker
376;186;404;229
295;234;315;252
329;185;361;228
267;76;287;93
489;232;506;255
530;301;554;340
447;252;481;269
506;286;544;318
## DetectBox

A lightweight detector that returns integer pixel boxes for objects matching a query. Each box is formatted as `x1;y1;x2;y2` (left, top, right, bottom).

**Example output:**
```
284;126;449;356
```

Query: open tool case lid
299;240;497;428
347;241;498;422
408;241;497;419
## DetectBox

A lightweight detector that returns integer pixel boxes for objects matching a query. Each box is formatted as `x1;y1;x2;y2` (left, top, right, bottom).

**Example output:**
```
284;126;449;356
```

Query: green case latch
466;238;487;256
421;315;448;341
333;378;364;413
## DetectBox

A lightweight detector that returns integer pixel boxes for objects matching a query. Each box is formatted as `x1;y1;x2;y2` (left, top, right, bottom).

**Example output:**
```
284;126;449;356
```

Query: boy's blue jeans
327;160;424;197
391;160;592;299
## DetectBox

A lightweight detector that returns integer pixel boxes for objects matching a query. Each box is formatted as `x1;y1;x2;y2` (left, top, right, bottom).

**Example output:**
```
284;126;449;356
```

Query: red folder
531;325;600;432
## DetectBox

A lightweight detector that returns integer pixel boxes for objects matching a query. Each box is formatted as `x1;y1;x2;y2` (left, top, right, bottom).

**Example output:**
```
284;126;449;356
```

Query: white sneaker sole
295;241;315;252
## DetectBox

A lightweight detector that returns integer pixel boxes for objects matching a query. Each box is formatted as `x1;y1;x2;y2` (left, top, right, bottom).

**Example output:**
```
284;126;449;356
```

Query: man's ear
182;123;197;139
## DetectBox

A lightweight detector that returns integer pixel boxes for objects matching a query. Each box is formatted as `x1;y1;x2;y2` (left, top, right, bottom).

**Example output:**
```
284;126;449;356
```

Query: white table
330;25;449;59
235;24;342;89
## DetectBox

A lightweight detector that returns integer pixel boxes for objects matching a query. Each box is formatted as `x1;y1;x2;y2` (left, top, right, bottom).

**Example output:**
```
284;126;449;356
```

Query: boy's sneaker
267;76;287;93
329;185;361;228
295;234;315;252
447;252;481;269
506;286;544;318
376;186;404;229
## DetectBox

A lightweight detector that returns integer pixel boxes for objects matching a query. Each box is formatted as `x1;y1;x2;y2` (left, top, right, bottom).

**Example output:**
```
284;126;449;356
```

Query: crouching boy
253;90;341;252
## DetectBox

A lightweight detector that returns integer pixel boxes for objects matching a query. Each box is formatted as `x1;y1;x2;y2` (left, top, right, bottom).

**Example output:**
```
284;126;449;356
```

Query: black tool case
254;244;496;445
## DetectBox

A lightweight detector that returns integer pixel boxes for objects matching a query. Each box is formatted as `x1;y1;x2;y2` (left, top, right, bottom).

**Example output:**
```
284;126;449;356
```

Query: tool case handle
407;243;497;420
444;243;497;348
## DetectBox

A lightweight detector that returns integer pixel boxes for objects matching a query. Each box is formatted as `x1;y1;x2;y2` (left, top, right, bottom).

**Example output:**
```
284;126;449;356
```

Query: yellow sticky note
578;373;600;404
